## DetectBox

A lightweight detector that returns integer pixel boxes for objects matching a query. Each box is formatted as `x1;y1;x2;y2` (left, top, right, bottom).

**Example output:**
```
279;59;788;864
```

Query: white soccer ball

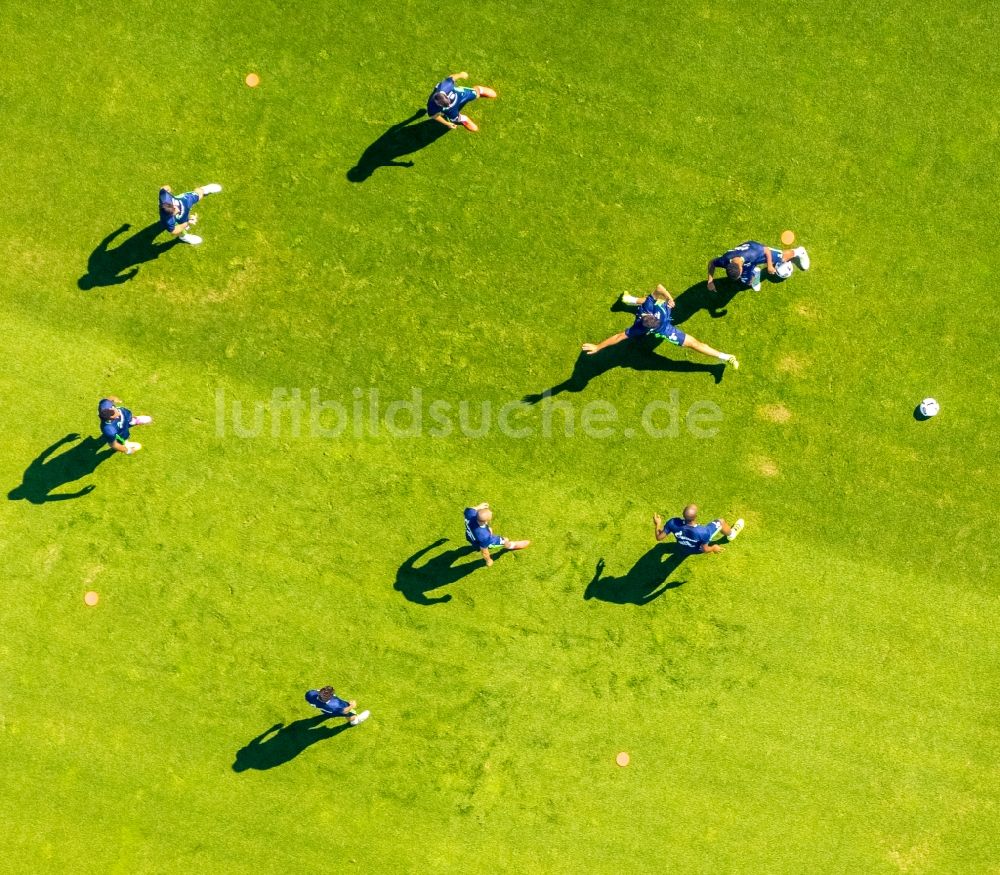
919;398;940;418
775;261;794;279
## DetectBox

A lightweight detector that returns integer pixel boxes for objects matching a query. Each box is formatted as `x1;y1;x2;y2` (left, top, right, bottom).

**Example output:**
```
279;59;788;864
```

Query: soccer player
707;240;810;293
464;502;530;567
98;396;152;455
305;686;370;726
653;504;744;555
427;72;497;132
582;284;740;369
158;182;222;245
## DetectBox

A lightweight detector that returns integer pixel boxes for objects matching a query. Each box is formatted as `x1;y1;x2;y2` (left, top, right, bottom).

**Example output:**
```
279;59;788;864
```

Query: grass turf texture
1;0;998;871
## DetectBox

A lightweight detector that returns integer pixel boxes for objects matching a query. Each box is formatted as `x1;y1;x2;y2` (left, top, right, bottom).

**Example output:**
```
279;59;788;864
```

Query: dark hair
318;686;335;702
640;312;660;329
433;91;450;108
725;263;741;280
99;406;117;421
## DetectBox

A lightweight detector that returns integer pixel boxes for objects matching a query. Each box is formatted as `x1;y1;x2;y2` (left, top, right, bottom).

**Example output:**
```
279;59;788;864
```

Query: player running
158;182;222;245
305;686;370;726
583;284;740;370
464;502;530;567
654;504;744;554
98;396;153;455
707;240;810;292
427;72;497;132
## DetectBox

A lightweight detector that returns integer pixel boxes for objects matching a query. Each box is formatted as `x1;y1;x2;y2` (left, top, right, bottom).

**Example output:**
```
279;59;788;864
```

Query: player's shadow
522;337;723;404
661;276;788;326
8;433;114;504
583;543;688;605
347;110;449;182
231;716;352;772
660;281;742;325
78;222;179;290
394;538;489;605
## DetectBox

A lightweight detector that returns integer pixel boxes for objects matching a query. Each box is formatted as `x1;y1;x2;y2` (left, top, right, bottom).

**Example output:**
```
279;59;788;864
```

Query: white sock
622;294;641;305
201;183;222;195
718;353;732;362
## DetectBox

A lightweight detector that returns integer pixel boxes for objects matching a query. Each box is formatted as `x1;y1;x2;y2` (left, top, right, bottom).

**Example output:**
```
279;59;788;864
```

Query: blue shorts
680;520;723;554
179;191;201;212
659;325;686;347
467;533;504;549
445;87;478;119
625;322;687;346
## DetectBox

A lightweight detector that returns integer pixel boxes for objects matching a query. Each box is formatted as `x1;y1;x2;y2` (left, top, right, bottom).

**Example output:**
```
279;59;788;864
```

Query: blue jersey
464;507;504;549
99;401;133;447
665;517;716;553
625;295;674;340
712;241;767;285
305;689;350;715
427;77;477;121
158;188;199;232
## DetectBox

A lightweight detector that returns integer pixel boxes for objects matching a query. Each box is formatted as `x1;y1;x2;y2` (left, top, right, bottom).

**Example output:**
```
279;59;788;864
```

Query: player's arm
474;502;490;511
654;284;675;308
653;514;668;541
169;222;192;236
702;543;723;554
431;113;458;129
764;249;776;274
449;71;469;80
706;258;722;292
582;332;627;354
480;547;493;567
110;437;140;454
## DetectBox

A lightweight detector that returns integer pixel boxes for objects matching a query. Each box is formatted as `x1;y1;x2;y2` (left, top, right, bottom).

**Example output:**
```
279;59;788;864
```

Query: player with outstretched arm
583;284;740;370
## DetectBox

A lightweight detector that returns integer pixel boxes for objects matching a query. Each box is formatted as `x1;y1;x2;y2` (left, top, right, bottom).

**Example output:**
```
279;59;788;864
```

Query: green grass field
1;1;998;872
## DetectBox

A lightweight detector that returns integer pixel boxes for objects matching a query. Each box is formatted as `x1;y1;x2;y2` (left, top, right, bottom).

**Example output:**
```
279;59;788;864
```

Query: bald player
654;504;744;554
464;502;530;567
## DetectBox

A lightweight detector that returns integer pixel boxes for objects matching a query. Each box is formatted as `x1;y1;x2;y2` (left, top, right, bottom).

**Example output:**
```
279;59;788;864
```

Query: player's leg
349;710;371;726
453;87;482;130
676;329;739;369
474;85;497;98
714;518;731;538
195;184;222;196
501;537;531;551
